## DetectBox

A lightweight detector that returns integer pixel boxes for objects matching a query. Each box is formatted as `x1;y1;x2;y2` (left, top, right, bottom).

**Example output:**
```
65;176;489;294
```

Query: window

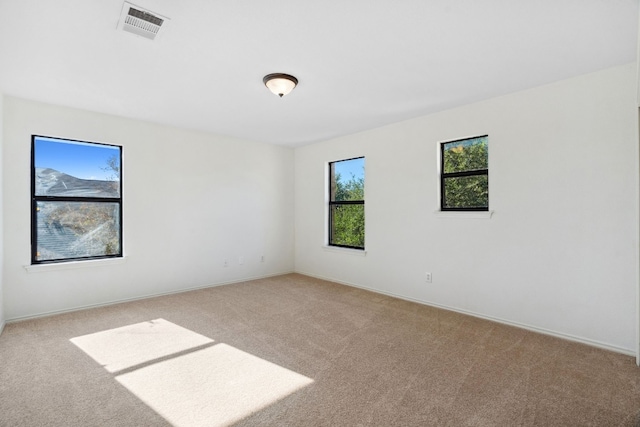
31;136;122;264
440;135;488;211
329;157;365;249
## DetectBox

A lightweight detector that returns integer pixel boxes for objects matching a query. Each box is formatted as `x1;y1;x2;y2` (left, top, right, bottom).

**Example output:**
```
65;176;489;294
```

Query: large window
329;157;365;249
31;136;122;264
440;135;488;211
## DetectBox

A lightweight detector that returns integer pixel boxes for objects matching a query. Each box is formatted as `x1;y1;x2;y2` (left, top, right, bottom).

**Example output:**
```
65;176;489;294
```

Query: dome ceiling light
263;73;298;98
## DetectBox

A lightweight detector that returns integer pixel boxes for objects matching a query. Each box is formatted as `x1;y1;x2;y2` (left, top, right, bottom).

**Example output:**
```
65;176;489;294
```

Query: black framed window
31;135;123;264
329;157;365;249
441;135;488;211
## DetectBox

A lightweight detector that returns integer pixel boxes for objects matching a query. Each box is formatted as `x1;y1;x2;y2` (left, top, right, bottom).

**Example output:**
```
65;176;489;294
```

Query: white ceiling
0;0;637;147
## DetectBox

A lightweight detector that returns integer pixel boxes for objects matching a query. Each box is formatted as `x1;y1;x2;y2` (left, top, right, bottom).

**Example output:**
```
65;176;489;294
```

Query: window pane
330;204;365;248
35;201;121;261
330;157;365;202
443;175;488;209
443;136;488;173
34;136;120;198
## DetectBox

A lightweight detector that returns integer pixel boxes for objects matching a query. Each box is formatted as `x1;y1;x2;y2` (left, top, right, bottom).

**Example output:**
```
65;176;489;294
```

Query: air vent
117;2;169;40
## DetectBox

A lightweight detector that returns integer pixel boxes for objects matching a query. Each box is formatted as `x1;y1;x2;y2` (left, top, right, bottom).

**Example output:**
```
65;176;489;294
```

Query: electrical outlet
425;272;432;283
261;255;265;263
238;256;244;265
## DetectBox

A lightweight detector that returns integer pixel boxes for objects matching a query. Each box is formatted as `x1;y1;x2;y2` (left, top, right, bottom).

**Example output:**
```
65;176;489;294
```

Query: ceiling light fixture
263;73;298;98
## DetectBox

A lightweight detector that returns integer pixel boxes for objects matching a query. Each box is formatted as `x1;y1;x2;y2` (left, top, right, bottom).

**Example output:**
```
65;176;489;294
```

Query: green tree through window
441;136;488;211
329;157;365;249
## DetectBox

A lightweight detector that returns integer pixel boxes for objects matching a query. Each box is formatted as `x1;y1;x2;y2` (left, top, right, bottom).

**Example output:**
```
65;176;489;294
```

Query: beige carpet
1;273;640;426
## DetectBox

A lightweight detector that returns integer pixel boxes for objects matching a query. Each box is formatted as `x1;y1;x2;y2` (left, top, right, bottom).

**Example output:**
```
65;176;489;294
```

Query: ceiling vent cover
118;2;169;40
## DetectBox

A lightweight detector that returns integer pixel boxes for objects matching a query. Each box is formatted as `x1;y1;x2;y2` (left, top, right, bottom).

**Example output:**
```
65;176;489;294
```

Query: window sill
434;210;494;219
322;245;367;256
24;256;128;273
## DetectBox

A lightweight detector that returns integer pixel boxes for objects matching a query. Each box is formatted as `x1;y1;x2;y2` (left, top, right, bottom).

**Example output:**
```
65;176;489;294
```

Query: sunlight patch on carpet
71;319;313;426
117;343;313;426
70;318;214;373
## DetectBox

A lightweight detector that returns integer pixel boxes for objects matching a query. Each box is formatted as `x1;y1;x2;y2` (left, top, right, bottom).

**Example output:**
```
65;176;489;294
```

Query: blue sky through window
34;136;120;181
334;157;364;183
444;135;487;151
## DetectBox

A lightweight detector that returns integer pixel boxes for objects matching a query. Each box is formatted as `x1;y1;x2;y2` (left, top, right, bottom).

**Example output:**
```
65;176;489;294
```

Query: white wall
0;94;4;334
295;63;639;354
3;96;295;320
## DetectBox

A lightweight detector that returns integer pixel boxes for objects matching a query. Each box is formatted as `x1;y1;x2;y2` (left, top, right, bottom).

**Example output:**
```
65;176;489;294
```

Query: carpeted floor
1;273;639;426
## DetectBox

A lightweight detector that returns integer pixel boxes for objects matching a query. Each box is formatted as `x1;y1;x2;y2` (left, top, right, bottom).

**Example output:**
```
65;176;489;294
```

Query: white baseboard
6;270;295;324
0;320;5;337
296;270;636;357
